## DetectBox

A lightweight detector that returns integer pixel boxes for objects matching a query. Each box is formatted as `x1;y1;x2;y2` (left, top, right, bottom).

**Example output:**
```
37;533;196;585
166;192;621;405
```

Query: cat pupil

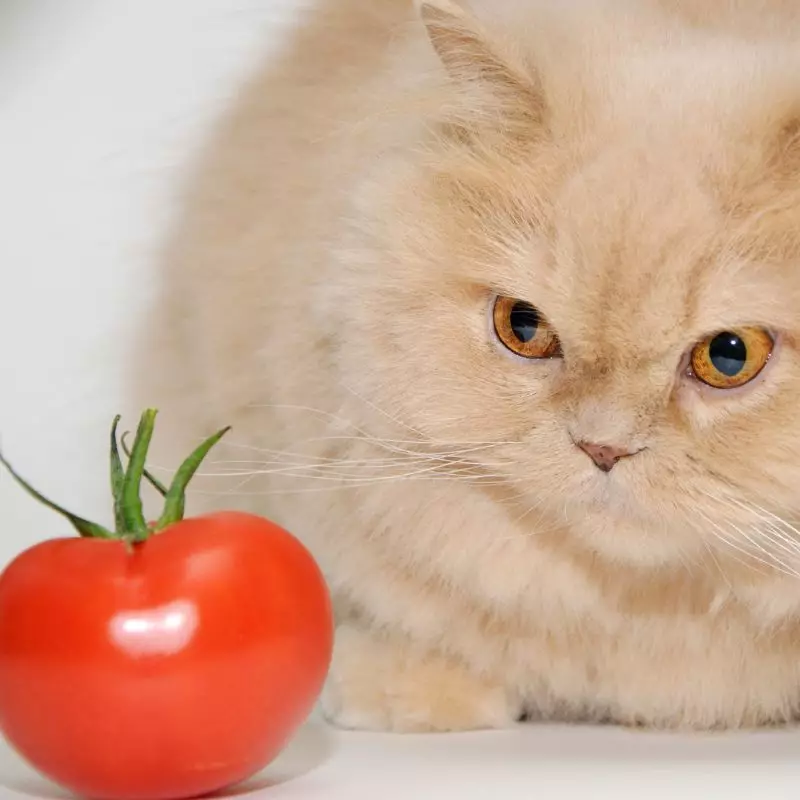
709;332;747;377
510;302;540;343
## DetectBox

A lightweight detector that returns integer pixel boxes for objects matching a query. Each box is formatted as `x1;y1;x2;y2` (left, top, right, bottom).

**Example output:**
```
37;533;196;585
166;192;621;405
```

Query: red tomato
0;511;333;800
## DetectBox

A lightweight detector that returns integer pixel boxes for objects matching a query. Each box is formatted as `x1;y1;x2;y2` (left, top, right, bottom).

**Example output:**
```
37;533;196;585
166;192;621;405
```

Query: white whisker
695;508;800;581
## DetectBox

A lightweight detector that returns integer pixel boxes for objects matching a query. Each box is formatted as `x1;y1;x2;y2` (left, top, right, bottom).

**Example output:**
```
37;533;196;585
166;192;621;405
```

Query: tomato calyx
0;409;230;544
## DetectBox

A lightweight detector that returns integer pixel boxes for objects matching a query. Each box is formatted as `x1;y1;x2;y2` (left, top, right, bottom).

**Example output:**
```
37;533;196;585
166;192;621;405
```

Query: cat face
333;0;800;569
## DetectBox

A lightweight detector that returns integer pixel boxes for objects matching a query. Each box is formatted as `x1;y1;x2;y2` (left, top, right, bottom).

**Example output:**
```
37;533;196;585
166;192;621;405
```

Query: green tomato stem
121;430;167;497
119;409;157;538
0;449;115;540
109;415;126;531
156;426;231;530
1;411;232;545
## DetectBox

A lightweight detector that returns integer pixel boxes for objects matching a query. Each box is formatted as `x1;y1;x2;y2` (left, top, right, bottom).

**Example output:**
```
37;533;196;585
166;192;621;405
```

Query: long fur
133;0;800;730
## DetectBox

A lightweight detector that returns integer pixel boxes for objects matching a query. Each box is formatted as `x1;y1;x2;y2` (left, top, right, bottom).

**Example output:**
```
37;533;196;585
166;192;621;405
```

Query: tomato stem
119;410;156;538
1;410;232;544
120;430;167;497
0;450;115;540
156;426;231;530
109;415;126;532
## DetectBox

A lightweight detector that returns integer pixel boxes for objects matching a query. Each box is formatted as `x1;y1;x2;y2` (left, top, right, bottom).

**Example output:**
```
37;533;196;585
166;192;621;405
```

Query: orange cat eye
493;296;562;359
690;327;774;389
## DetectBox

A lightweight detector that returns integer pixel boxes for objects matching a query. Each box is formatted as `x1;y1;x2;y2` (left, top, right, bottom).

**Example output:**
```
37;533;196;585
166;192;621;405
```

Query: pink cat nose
576;441;638;473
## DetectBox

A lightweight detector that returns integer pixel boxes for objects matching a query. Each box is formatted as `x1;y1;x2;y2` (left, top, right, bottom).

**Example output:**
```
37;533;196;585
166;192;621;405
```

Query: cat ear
416;0;547;136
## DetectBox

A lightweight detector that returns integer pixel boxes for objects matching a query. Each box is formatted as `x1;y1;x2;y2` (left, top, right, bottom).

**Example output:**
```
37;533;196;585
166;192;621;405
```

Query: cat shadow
422;719;800;766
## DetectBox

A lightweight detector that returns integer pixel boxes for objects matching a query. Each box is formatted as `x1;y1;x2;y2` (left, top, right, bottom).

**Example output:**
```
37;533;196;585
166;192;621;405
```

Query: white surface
3;2;800;799
3;716;800;800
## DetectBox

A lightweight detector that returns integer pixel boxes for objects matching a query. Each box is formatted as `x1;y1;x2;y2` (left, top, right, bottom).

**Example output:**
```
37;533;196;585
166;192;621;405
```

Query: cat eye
493;296;562;359
690;327;774;389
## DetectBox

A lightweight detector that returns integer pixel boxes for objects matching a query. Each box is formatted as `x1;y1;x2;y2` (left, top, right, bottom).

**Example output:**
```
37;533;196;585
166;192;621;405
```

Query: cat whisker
225;426;522;455
205;469;517;486
742;520;800;563
724;497;800;558
699;538;733;591
507;500;549;534
702;490;800;567
728;521;800;580
695;508;800;582
759;524;800;562
190;471;513;497
696;513;775;578
206;447;515;471
210;468;262;498
338;381;427;438
179;454;519;488
197;466;516;485
244;402;371;432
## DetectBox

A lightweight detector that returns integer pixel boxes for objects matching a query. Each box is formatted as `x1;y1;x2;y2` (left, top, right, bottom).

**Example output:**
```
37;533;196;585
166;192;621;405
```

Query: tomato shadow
1;775;72;800
0;738;72;800
210;720;337;797
0;721;336;800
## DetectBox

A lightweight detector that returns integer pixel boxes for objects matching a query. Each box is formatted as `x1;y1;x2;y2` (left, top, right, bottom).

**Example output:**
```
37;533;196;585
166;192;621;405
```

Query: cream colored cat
134;0;800;731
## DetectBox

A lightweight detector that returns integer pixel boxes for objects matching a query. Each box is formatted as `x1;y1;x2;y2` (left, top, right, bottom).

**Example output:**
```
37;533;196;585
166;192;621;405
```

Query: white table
3;715;800;799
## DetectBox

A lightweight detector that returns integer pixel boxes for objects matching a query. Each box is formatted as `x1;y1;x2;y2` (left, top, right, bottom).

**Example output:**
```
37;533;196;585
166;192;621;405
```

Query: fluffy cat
134;0;800;731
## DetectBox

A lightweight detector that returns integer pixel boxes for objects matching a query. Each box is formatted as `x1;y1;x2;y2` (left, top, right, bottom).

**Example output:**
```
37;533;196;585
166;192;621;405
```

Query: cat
133;0;800;731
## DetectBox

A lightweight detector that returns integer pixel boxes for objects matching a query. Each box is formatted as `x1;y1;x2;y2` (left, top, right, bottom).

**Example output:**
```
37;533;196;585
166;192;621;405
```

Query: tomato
0;411;334;800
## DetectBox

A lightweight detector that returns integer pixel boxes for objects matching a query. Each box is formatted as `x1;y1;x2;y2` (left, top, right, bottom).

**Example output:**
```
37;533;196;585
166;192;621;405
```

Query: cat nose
575;441;639;473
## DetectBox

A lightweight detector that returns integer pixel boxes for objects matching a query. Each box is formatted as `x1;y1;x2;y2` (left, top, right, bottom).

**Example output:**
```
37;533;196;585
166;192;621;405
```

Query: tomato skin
0;511;333;800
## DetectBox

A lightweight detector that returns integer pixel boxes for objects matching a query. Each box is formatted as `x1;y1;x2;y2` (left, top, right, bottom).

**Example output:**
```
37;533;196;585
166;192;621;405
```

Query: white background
3;2;800;798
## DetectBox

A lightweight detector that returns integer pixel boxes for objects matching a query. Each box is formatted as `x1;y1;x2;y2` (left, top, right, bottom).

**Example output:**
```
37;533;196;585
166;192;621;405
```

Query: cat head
333;0;800;572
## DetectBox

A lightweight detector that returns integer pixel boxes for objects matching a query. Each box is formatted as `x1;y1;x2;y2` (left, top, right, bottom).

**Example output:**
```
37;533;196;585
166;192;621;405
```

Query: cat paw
320;624;520;732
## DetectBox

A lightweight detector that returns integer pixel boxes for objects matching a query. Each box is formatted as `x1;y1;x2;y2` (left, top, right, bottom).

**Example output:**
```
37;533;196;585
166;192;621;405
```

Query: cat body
136;0;800;730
